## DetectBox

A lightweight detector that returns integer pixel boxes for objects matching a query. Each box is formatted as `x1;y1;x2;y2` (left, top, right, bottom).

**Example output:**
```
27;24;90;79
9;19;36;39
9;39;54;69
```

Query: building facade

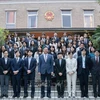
0;0;100;36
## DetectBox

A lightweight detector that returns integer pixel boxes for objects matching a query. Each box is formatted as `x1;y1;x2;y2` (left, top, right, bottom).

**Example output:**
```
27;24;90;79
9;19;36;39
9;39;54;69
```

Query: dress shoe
0;95;4;98
13;95;17;98
58;95;60;98
23;94;28;98
5;95;8;98
98;94;100;97
17;95;20;98
61;95;64;98
47;94;51;98
81;94;84;97
31;95;34;98
85;95;88;98
41;95;45;98
94;93;97;98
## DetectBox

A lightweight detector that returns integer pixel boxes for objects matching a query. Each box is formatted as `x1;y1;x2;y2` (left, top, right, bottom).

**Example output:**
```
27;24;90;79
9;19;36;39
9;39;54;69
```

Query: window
84;10;94;27
61;10;72;28
6;11;16;28
28;11;38;28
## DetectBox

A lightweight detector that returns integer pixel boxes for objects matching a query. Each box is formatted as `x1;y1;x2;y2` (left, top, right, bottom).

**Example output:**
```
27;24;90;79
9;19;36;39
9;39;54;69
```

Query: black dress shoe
0;95;4;98
58;95;60;98
61;95;64;98
31;95;34;98
98;94;100;97
13;95;17;98
81;94;84;97
5;95;8;98
94;94;97;98
41;95;45;98
17;95;20;98
85;95;88;98
23;94;28;98
47;94;51;98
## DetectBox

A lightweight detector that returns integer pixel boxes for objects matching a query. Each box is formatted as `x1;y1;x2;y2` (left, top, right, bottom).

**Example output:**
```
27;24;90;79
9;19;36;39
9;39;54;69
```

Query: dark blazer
23;57;37;76
77;56;92;75
38;54;53;74
55;59;66;79
0;58;11;75
11;58;23;76
91;56;100;75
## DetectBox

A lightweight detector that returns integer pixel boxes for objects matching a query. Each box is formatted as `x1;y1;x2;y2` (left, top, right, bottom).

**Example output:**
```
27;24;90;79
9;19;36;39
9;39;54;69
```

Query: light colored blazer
66;57;77;73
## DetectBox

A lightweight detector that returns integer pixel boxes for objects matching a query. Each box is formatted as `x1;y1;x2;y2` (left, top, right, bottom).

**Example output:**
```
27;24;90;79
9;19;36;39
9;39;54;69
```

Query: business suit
77;56;92;97
23;57;37;97
55;58;66;97
11;58;23;97
66;58;77;97
91;56;100;97
0;57;11;97
38;54;53;98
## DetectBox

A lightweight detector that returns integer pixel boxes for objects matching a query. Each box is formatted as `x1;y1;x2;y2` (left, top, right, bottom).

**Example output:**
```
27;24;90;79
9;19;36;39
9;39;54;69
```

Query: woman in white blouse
66;52;77;98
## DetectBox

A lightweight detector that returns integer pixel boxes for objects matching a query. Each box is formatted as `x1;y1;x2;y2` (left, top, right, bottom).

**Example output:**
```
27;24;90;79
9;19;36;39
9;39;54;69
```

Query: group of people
0;32;100;98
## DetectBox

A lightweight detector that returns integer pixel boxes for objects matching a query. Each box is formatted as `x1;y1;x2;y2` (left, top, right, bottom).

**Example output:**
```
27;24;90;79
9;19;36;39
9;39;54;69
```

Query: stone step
0;90;94;97
0;96;100;100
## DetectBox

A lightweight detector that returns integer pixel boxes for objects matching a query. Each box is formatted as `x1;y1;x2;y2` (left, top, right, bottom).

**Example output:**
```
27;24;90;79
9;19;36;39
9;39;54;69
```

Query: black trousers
56;75;65;96
78;69;88;96
12;75;21;96
41;73;51;96
92;74;100;96
24;74;35;96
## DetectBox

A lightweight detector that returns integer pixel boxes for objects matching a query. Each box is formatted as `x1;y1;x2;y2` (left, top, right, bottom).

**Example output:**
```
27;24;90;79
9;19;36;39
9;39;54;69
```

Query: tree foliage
0;28;9;46
90;26;100;49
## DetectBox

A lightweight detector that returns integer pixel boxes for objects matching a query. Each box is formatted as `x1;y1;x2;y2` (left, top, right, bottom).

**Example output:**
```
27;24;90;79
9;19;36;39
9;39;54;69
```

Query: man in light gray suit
38;47;53;98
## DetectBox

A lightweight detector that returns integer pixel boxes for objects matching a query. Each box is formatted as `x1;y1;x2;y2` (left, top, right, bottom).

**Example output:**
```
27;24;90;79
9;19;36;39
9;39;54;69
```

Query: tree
0;28;9;46
90;25;100;50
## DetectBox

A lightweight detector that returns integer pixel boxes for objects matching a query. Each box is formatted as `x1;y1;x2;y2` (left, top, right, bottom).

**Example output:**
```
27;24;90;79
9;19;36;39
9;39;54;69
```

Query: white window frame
6;11;16;28
27;11;38;28
84;10;94;28
61;10;72;28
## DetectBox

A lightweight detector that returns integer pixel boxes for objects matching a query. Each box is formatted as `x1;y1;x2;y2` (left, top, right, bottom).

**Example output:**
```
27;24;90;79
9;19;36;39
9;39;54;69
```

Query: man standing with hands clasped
38;47;53;98
0;50;11;98
23;49;37;98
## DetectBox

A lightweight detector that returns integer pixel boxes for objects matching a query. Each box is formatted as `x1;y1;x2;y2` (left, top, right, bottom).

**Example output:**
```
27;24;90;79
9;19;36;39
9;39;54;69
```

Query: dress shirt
44;54;48;62
5;58;7;64
82;56;85;69
28;57;32;69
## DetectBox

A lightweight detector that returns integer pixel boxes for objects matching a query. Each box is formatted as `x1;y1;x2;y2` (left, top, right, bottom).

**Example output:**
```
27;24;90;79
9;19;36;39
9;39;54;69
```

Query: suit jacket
91;56;100;75
66;58;77;73
38;54;53;74
23;57;37;76
77;56;92;75
55;58;66;78
0;57;11;75
11;58;23;76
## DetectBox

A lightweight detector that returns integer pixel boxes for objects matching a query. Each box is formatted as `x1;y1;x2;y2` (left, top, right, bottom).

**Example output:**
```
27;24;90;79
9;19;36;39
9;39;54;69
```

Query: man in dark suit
23;49;37;98
55;52;66;98
0;50;11;98
77;48;92;98
38;47;53;98
11;50;23;98
91;50;100;98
